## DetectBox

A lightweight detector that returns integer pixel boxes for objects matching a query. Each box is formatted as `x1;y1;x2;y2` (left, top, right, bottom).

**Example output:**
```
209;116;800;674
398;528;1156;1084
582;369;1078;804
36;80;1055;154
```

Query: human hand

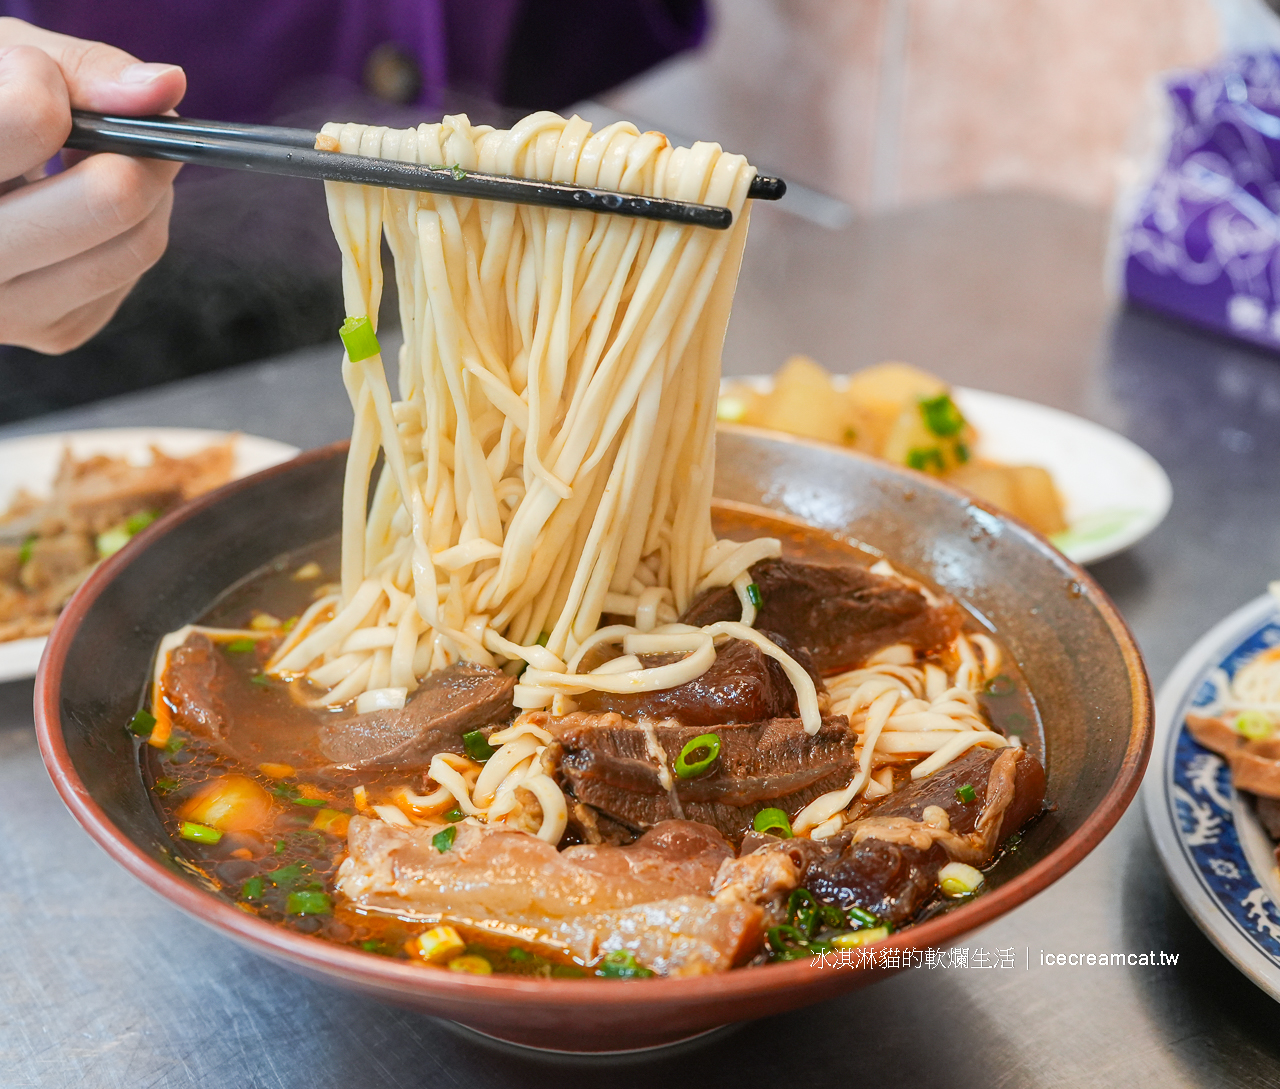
0;18;186;353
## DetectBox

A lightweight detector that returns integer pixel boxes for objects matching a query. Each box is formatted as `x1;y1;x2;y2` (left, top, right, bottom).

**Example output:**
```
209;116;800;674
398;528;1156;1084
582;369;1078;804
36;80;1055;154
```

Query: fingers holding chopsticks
0;17;185;351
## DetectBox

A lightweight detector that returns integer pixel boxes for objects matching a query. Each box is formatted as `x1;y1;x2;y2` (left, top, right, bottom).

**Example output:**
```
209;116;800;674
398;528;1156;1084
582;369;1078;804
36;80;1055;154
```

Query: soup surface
137;506;1046;978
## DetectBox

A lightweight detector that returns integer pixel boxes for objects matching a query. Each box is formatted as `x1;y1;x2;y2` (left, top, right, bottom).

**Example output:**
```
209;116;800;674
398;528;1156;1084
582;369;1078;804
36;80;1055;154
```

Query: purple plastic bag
1120;52;1280;350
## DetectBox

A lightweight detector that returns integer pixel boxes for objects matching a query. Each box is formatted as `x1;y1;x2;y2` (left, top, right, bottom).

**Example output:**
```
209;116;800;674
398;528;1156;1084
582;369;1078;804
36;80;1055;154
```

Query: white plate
1144;592;1280;1001
0;428;299;683
722;378;1172;566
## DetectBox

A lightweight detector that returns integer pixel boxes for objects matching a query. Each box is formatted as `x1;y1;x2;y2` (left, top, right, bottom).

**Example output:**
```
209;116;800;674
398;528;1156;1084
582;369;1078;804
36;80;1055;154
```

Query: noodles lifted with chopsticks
266;111;819;731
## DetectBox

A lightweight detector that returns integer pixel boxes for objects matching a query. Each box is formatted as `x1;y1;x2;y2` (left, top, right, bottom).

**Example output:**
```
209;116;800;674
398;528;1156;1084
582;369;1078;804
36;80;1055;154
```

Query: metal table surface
4;193;1280;1088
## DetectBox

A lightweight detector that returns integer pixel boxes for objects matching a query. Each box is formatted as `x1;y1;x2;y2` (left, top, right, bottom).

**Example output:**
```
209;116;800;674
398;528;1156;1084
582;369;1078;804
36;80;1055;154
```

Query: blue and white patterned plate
1145;592;1280;998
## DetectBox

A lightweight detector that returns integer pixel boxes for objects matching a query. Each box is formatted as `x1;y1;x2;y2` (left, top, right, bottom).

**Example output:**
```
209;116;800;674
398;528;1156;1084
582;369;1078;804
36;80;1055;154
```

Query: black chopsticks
64;111;785;230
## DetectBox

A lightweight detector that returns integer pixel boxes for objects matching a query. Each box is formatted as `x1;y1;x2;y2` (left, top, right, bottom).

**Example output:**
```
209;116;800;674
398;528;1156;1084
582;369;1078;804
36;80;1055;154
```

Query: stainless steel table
4;193;1280;1087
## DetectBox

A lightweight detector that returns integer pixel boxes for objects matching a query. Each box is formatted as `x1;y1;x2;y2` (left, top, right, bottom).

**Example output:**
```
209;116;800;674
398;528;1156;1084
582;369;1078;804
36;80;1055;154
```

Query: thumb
0;17;185;116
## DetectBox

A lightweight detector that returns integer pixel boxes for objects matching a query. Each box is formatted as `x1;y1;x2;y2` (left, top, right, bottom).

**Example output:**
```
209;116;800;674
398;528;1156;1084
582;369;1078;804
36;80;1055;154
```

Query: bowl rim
34;437;1153;1008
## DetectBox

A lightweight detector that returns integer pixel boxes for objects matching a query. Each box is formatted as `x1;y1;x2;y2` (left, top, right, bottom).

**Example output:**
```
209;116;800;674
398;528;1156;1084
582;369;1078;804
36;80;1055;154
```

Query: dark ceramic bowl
35;429;1151;1052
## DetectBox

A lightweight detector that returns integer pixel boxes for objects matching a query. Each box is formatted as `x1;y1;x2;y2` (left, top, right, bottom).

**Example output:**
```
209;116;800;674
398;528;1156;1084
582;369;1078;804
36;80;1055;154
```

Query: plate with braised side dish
0;428;299;683
1146;586;1280;1000
720;359;1172;566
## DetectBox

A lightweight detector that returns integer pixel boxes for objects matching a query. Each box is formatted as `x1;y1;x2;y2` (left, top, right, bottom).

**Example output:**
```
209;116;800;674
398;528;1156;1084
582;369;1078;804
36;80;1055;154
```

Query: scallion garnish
443;807;463;823
433;825;457;853
765;925;811;961
249;673;271;687
286;890;331;916
127;709;156;737
955;783;977;804
226;638;256;654
906;446;945;473
753;806;793;838
18;534;36;566
919;393;966;437
845;905;883;930
274;839;286;855
153;777;180;794
450;163;466;181
462;730;496;762
124;509;159;536
746;582;762;609
163;735;184;755
1236;710;1274;741
241;877;264;900
179;821;222;844
674;733;721;779
595;950;654;979
339;314;381;362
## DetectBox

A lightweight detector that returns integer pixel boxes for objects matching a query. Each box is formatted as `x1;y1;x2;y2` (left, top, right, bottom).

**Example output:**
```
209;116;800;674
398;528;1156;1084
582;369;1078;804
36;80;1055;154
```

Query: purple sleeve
4;0;705;121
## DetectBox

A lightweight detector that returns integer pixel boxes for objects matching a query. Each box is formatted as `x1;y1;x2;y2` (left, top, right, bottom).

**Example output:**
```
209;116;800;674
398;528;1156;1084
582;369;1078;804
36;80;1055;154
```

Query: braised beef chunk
574;636;817;728
807;839;949;925
163;632;238;741
552;712;858;843
319;663;515;769
798;746;1046;925
868;744;1046;842
680;558;964;674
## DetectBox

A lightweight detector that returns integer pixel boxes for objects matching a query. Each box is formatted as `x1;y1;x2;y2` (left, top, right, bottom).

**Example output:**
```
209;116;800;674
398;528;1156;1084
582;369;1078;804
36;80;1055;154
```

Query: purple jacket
4;0;706;121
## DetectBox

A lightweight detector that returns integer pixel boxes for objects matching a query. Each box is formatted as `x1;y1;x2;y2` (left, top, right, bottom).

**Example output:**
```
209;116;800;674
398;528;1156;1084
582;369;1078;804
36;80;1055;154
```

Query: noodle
264;112;824;739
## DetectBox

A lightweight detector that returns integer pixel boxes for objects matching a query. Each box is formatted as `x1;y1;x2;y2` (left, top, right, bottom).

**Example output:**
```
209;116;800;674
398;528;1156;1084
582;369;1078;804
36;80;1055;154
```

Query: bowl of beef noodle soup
35;112;1150;1052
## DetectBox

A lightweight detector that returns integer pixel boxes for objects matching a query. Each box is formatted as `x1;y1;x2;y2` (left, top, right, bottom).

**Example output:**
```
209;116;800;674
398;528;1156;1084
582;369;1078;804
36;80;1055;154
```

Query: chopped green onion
282;615;299;632
265;863;308;888
765;925;812;961
163;735;184;755
274;839;286;855
746;582;762;609
241;877;264;900
450;163;466;181
18;534;36;566
433;825;457;853
506;947;532;963
551;964;586;978
595;950;654;979
831;926;890;948
818;904;847;930
955;441;971;464
845;905;883;930
788;889;819;938
955;783;977;804
1003;831;1023;852
250;673;271;687
95;525;132;558
124;509;159;536
938;861;985;897
226;638;257;654
292;797;327;808
442;807;463;823
906;446;945;473
984;674;1015;697
339;315;381;362
674;733;721;779
462;730;496;762
1236;710;1274;741
179;821;222;844
753;806;793;838
153;777;180;794
127;709;156;737
286;890;332;915
919;393;966;437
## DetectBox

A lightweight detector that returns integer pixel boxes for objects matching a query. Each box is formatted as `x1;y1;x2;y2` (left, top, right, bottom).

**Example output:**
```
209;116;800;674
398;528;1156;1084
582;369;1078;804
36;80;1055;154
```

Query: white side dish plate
0;428;299;683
